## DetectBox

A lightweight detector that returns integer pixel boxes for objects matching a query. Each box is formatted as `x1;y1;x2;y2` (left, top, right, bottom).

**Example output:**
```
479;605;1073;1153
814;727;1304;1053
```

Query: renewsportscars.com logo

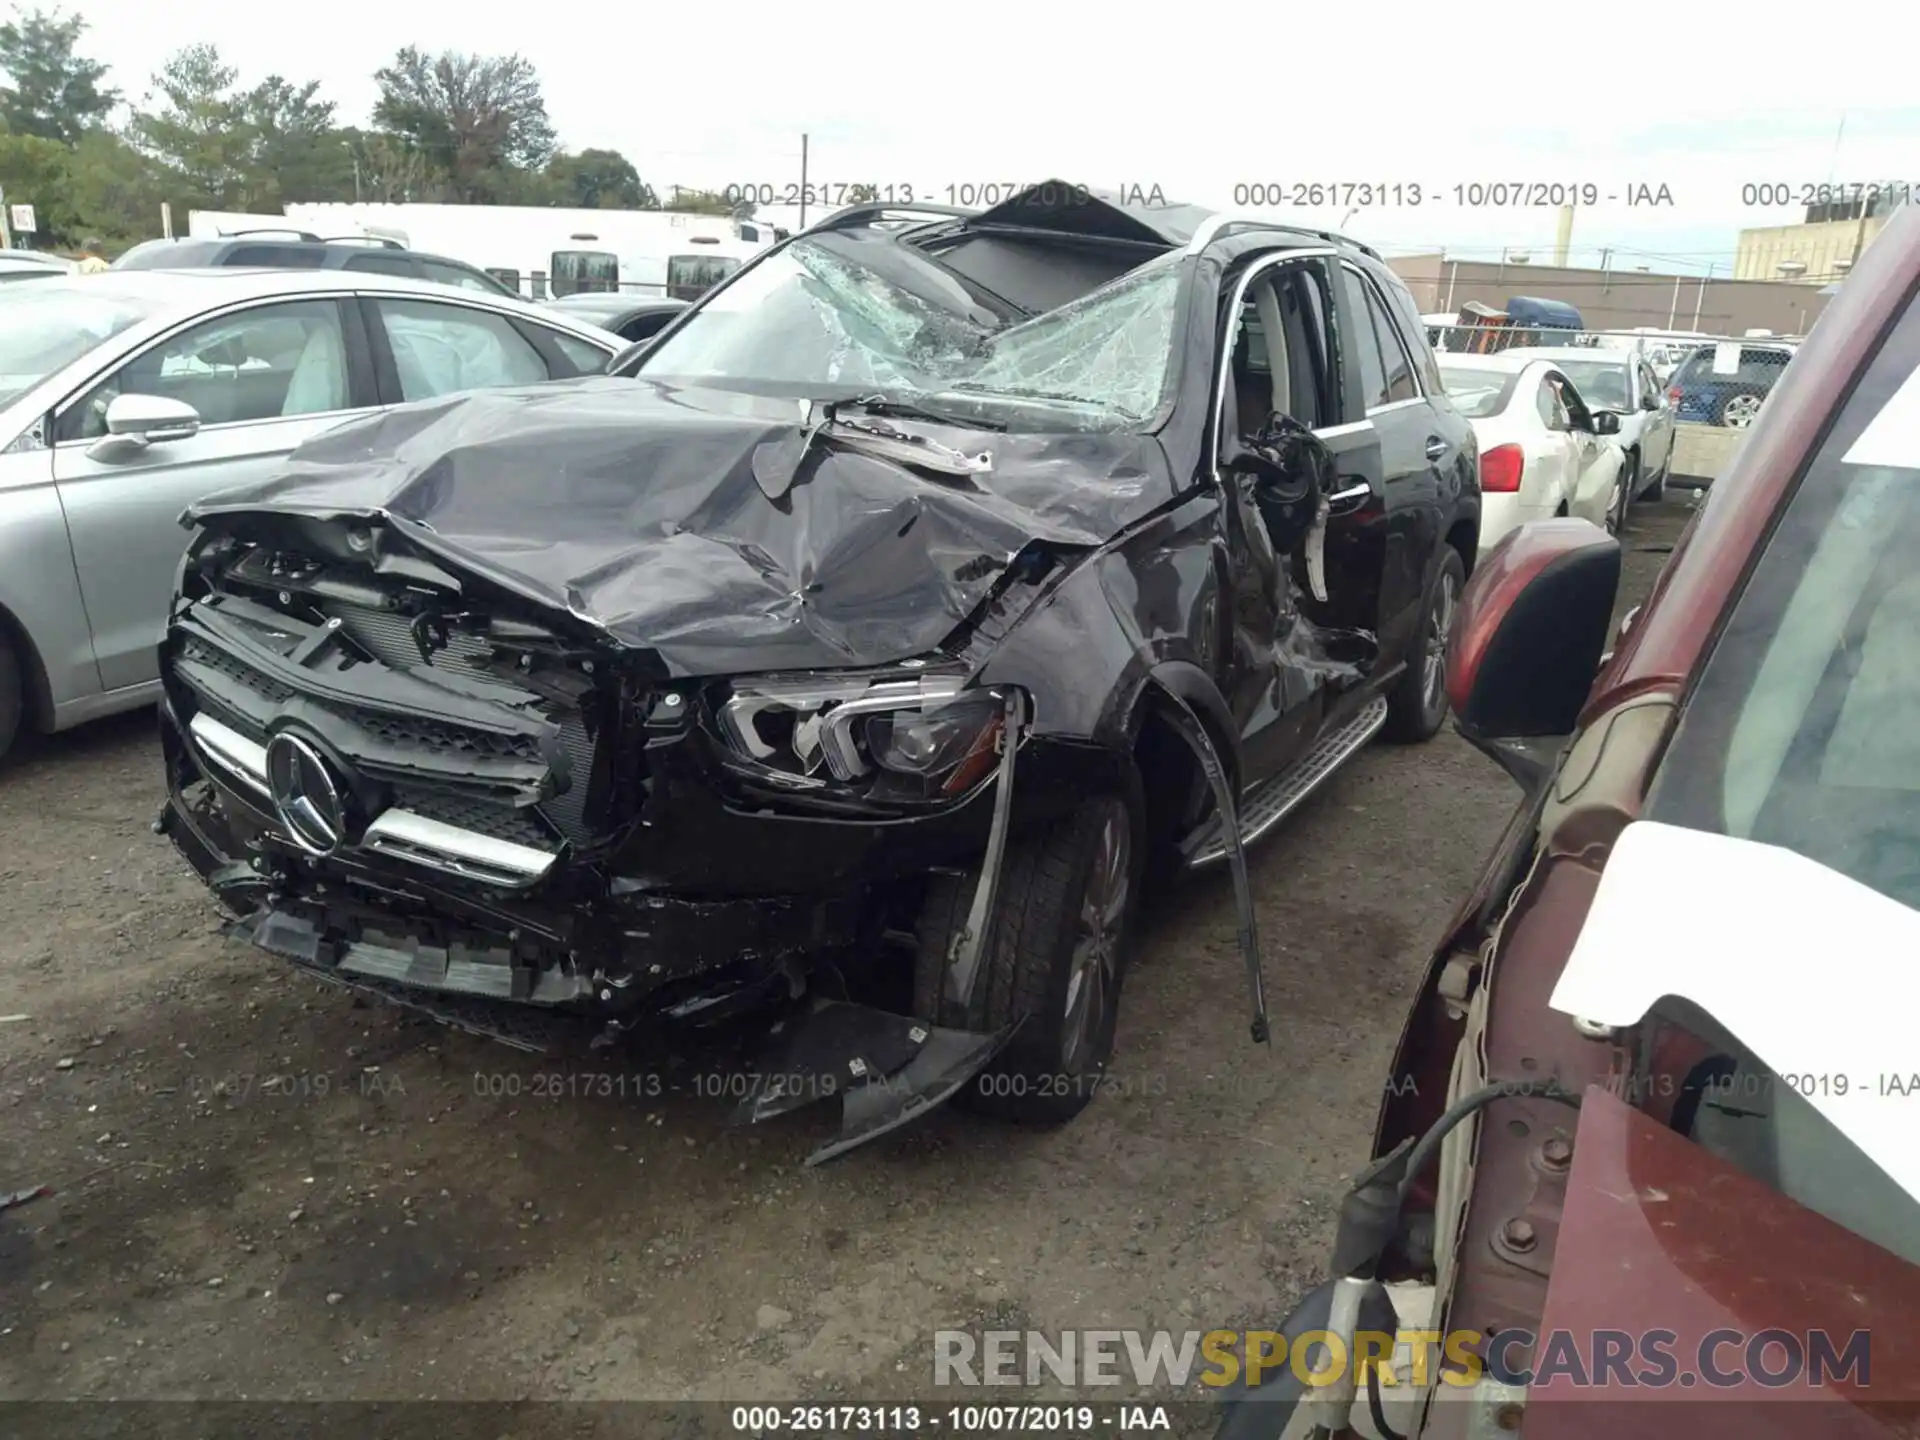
933;1326;1874;1391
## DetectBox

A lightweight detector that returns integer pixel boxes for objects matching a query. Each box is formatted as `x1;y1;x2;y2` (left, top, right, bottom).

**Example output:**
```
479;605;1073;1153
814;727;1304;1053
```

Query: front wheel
1720;392;1764;429
0;631;22;766
1383;547;1466;744
1608;455;1635;535
1642;449;1668;502
913;784;1142;1125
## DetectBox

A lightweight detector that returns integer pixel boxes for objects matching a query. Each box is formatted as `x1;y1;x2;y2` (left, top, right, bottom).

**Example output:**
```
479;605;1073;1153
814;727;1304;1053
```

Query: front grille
324;598;603;843
392;785;556;847
354;710;541;762
180;638;294;705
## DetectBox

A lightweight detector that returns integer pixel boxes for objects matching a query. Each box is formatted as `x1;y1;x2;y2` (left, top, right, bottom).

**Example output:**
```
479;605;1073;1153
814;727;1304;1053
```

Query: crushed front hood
185;376;1177;677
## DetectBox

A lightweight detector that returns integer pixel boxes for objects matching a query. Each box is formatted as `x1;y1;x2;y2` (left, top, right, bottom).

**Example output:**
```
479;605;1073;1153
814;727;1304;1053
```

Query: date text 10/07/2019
1230;182;1673;208
714;180;1675;211
728;1404;1175;1433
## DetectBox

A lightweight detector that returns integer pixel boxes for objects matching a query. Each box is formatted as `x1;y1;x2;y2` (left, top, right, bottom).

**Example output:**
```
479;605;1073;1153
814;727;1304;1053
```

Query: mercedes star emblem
265;733;347;855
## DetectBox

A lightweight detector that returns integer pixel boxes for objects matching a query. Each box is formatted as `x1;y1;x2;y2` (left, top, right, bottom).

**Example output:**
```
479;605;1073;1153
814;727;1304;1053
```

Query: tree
547;147;654;209
372;47;556;203
64;130;167;247
0;7;117;145
129;44;254;210
241;76;354;205
0;128;78;238
339;126;432;203
666;186;734;216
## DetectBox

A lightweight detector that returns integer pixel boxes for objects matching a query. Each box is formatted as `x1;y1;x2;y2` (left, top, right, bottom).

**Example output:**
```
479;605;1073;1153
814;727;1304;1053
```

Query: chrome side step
1186;696;1388;870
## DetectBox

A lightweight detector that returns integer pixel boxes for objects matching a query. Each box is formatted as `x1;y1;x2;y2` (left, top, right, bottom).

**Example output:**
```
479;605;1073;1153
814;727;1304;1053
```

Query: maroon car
1215;207;1920;1437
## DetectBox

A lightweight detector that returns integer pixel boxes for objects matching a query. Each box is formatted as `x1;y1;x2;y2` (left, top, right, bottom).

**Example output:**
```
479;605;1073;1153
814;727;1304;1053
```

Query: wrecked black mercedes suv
156;182;1478;1162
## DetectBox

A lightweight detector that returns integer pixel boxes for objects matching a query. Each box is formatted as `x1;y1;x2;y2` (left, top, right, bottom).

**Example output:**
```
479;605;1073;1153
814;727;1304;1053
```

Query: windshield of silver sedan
635;235;1183;431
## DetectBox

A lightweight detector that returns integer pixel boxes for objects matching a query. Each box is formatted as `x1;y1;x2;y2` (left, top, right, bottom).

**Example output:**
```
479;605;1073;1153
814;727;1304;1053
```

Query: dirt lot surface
0;500;1692;1413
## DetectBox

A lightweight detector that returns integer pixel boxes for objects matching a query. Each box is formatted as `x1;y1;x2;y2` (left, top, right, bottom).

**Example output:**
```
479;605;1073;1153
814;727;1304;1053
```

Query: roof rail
1183;213;1379;260
317;234;404;249
800;201;977;236
219;227;324;242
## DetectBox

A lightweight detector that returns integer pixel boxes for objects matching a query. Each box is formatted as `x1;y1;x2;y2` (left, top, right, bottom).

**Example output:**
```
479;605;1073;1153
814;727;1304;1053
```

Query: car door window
61;299;351;441
621;310;678;343
1224;263;1336;441
374;298;552;401
1536;379;1568;431
1360;280;1419;403
1337;267;1389;411
546;329;613;376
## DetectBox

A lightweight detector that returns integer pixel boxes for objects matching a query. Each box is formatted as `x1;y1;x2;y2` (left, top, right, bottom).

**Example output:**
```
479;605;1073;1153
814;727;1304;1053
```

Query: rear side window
373;298;552;400
1337;267;1389;410
223;245;327;268
1741;348;1791;381
1361;283;1418;403
552;250;618;298
420;259;508;295
344;252;423;280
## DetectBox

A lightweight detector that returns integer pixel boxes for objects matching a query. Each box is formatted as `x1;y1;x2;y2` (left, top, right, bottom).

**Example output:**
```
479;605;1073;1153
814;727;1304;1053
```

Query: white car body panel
1497;345;1677;493
1436;356;1626;556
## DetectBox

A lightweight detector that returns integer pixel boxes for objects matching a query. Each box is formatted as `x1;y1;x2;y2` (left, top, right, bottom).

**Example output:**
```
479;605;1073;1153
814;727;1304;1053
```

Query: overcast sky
61;0;1918;275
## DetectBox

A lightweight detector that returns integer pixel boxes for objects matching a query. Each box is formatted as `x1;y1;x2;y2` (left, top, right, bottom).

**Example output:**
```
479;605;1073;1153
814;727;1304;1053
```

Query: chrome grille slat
181;713;558;889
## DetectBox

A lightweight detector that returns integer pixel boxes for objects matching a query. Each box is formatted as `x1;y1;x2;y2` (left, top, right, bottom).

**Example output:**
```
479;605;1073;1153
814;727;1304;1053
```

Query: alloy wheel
1061;800;1130;1073
1723;394;1763;429
1423;569;1458;717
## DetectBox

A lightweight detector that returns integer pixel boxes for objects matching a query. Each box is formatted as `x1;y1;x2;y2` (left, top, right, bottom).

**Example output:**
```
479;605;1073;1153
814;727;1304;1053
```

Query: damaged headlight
716;672;1010;797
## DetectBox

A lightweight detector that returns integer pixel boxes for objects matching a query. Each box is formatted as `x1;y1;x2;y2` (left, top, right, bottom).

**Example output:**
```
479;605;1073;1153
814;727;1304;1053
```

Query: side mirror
1589;410;1622;435
1446;517;1621;787
97;393;201;453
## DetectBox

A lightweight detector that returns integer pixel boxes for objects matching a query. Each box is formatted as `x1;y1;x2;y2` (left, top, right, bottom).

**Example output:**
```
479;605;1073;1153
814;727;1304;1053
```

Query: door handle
1424;436;1449;463
1325;481;1372;515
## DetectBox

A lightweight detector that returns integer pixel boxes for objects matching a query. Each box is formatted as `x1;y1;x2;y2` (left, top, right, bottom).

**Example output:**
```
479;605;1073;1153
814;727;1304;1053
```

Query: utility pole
1667;274;1681;329
1599;247;1612;291
799;134;809;229
1692;262;1713;330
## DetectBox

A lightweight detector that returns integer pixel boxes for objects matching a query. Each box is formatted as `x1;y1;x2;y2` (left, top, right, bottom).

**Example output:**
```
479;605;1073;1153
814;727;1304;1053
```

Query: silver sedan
0;268;625;761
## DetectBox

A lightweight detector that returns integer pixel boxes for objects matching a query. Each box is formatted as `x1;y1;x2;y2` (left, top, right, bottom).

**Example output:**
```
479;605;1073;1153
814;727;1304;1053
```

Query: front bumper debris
732;1000;1015;1166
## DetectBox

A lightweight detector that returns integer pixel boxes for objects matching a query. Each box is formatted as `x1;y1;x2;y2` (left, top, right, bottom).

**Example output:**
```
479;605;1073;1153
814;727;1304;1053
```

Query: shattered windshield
635;234;1184;431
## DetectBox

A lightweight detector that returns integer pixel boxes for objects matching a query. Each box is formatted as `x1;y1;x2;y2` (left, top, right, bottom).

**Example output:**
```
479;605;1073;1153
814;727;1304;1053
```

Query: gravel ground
0;499;1690;1407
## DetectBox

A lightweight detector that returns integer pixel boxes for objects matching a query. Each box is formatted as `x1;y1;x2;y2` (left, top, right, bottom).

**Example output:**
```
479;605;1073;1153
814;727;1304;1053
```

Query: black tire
1383;546;1466;744
912;780;1144;1125
1642;451;1668;502
1609;454;1636;535
0;631;22;766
